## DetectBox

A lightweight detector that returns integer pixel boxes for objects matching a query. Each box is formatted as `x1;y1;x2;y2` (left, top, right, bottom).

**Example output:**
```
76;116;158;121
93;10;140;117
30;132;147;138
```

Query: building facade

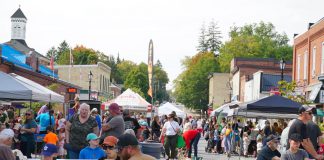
230;57;292;102
293;18;324;102
55;62;111;101
208;73;231;108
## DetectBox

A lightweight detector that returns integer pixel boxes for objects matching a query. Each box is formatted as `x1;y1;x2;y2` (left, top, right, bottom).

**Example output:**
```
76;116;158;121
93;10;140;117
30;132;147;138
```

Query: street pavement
161;137;255;160
195;137;255;160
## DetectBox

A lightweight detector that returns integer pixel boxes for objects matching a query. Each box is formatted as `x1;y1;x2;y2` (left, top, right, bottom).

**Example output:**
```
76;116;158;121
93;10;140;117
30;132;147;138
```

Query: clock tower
11;8;27;40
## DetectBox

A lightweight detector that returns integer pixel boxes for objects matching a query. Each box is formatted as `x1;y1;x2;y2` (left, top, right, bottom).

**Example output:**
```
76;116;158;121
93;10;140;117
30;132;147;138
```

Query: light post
279;59;285;96
88;71;93;100
280;58;286;81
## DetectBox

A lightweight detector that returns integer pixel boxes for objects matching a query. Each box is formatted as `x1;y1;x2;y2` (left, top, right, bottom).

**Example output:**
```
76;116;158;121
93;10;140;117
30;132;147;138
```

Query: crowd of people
0;100;323;160
201;105;324;160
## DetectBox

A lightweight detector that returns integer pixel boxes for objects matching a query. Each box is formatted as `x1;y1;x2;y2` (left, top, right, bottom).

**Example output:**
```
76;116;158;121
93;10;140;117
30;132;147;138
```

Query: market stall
158;102;186;118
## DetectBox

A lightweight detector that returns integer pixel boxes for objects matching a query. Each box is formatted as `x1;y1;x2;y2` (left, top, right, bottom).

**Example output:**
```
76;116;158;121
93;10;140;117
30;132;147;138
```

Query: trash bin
140;142;162;159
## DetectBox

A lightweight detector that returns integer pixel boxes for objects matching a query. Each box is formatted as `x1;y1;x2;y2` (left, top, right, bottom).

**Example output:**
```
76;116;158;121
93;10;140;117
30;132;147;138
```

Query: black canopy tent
247;95;302;114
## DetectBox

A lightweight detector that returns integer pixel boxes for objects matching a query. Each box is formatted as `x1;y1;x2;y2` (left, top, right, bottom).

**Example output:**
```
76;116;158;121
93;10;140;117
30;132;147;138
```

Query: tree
46;47;58;61
116;60;137;84
57;40;70;61
124;68;149;100
278;81;310;104
218;22;293;72
206;20;222;54
197;23;208;52
174;52;220;110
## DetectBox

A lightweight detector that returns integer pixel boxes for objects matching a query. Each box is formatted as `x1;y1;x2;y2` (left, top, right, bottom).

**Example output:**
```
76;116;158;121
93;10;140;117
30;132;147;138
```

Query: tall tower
11;8;27;40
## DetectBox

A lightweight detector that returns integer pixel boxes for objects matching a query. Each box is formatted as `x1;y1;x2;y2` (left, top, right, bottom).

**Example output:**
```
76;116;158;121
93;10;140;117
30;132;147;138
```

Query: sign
67;87;77;93
319;90;324;103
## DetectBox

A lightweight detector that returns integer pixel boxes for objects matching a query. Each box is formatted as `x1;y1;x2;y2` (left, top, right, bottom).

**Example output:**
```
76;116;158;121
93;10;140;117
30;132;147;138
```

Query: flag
50;55;54;70
147;39;154;97
70;48;74;67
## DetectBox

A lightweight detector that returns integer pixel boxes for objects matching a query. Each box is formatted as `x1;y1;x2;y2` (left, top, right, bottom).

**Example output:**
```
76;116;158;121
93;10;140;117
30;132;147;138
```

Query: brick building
208;73;231;108
230;57;292;102
293;18;324;102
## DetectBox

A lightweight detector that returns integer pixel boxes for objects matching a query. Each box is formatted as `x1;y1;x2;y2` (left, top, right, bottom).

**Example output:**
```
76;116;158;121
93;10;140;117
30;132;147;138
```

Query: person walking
151;115;161;141
36;109;55;134
161;113;180;160
91;108;102;132
65;103;99;159
123;109;140;136
288;106;323;160
19;110;37;158
101;103;125;141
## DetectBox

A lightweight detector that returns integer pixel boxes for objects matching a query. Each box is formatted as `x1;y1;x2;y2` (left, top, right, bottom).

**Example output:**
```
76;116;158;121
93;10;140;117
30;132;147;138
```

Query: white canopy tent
0;72;64;103
158;102;186;118
103;89;151;111
211;101;239;117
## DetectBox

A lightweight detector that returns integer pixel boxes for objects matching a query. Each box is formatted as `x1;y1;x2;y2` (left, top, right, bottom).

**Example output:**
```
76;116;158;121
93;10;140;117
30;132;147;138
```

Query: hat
298;105;314;114
0;129;14;138
103;136;118;146
42;144;58;156
289;133;302;142
266;135;280;143
117;133;139;148
109;103;121;114
86;133;99;141
91;108;98;113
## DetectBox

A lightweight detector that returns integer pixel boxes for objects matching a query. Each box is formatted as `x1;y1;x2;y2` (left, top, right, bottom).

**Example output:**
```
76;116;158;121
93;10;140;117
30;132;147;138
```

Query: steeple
11;8;27;19
11;8;27;40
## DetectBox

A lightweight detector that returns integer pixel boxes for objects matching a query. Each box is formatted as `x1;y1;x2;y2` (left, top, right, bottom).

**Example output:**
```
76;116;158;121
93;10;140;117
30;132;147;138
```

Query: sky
1;0;323;90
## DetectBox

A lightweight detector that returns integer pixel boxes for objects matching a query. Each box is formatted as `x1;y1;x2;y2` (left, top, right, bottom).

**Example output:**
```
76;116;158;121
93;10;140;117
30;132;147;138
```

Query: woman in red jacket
183;127;201;159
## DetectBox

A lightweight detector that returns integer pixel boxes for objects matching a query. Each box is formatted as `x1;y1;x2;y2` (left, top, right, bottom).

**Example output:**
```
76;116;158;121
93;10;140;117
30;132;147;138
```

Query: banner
147;39;154;97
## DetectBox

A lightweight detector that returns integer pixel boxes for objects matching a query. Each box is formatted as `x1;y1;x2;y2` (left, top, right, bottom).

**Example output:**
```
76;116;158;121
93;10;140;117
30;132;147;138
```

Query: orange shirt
43;131;58;145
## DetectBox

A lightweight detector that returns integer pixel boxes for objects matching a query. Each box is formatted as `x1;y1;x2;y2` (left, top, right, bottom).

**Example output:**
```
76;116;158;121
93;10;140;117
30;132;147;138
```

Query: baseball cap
91;108;98;113
0;129;14;138
289;133;302;142
103;136;118;146
117;133;139;148
86;133;99;141
298;105;314;114
109;103;121;114
42;144;58;156
266;135;280;143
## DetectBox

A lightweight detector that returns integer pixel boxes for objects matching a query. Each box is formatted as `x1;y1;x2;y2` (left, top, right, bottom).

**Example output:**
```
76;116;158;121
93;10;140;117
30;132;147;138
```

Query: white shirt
163;121;180;136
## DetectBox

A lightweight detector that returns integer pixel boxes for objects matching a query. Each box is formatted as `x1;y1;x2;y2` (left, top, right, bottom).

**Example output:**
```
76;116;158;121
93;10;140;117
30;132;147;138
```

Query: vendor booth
102;88;151;112
0;72;64;103
158;102;186;118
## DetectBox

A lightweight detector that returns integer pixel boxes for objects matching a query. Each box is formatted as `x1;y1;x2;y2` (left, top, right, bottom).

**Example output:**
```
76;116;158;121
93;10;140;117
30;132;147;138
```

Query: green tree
218;22;293;72
124;68;149;100
197;23;208;52
57;40;70;61
206;20;222;54
46;47;58;61
116;60;137;84
174;52;220;110
278;81;310;104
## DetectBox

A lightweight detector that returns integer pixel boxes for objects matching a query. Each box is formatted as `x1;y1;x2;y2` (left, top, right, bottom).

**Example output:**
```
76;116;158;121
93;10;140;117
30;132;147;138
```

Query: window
304;51;308;80
322;42;324;73
312;46;316;77
297;55;301;80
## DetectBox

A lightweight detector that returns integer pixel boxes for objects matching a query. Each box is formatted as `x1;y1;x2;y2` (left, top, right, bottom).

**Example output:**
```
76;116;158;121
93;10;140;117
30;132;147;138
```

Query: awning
308;83;322;101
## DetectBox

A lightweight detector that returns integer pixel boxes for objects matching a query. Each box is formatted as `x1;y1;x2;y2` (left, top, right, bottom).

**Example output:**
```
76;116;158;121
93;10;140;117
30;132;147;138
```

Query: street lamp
88;71;93;100
280;58;286;81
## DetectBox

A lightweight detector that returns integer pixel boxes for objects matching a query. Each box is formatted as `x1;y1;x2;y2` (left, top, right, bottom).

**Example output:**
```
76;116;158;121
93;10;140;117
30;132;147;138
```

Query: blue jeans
188;133;200;158
68;149;80;159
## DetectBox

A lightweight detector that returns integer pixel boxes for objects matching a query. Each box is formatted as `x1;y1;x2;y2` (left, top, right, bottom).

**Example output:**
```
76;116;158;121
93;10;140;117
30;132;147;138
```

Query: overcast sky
1;0;323;89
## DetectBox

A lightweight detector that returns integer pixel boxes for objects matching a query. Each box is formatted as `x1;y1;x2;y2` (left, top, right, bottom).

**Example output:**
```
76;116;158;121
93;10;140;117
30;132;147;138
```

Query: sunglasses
305;112;313;115
25;113;31;116
102;144;115;150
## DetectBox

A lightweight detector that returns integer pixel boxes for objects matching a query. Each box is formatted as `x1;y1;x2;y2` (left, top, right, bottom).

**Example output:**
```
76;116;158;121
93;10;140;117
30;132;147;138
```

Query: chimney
308;23;314;30
293;33;298;37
